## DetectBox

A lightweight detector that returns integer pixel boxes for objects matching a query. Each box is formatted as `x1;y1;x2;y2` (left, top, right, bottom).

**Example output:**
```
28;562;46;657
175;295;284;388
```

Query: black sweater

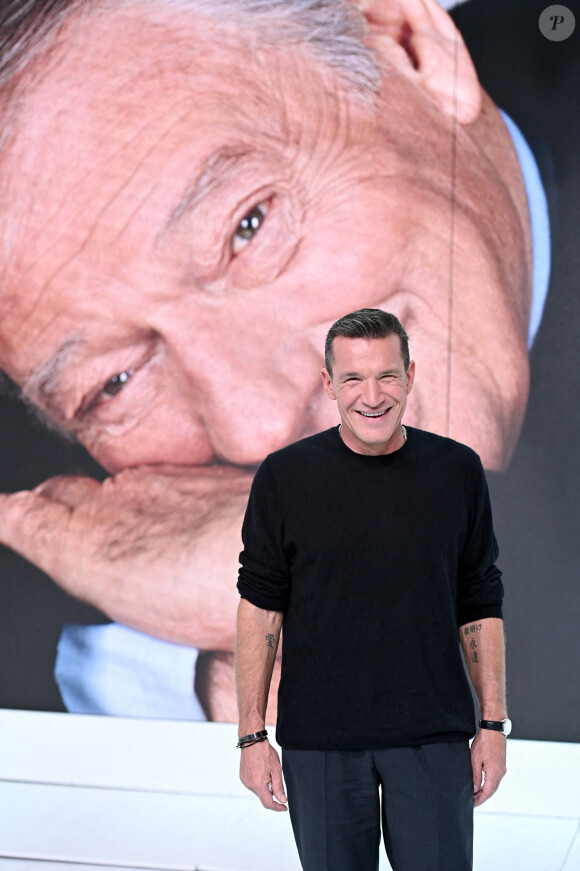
238;427;503;750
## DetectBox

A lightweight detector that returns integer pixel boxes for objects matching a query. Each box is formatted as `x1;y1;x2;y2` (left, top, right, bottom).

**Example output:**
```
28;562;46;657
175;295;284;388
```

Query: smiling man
321;329;415;455
0;0;548;721
236;309;508;871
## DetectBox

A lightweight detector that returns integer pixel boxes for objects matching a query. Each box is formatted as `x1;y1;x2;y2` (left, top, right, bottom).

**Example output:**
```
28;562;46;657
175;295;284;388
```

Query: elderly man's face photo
0;0;530;475
3;0;576;743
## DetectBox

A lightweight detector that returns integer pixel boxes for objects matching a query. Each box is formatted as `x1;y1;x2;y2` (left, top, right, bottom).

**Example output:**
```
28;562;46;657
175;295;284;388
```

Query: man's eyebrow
166;146;256;228
24;337;85;400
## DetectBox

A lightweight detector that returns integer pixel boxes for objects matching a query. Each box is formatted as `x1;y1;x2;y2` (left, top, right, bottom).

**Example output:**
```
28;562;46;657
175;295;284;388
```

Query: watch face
502;718;513;736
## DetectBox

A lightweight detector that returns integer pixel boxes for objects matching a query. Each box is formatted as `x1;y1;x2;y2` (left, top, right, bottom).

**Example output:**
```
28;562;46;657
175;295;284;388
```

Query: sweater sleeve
237;458;290;612
456;453;504;626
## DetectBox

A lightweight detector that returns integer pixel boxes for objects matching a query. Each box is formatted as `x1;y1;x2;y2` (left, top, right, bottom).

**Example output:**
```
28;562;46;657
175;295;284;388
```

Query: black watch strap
479;718;512;736
479;719;503;731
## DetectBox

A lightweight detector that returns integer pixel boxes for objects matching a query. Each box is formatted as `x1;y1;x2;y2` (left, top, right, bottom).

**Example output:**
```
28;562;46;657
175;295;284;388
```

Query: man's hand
0;464;253;649
240;740;288;812
470;728;507;807
459;618;507;805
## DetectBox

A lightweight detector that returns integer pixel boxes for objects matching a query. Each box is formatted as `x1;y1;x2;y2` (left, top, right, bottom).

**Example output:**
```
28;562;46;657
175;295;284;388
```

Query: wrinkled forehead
331;334;407;370
1;4;300;214
0;3;344;374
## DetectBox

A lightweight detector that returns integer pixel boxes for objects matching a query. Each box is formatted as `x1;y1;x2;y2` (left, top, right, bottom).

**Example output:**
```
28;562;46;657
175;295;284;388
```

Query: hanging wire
445;31;460;438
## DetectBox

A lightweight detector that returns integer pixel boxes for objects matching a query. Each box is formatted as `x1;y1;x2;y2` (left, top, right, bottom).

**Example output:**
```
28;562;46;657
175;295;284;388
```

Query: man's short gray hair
0;0;381;95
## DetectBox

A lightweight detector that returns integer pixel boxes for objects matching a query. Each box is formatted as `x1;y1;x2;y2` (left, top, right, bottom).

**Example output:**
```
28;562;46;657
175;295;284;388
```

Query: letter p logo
539;5;576;40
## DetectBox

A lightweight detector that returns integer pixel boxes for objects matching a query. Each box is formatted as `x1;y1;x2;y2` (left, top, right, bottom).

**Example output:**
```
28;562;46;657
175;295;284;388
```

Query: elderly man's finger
0;489;75;575
33;474;101;506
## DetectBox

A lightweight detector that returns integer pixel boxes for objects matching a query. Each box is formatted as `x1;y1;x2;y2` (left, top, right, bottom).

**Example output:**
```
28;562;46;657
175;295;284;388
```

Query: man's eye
232;203;268;254
103;369;134;398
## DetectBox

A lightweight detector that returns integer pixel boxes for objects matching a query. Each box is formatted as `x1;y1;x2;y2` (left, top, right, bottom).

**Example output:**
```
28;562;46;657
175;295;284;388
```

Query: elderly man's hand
0;464;252;650
195;650;281;723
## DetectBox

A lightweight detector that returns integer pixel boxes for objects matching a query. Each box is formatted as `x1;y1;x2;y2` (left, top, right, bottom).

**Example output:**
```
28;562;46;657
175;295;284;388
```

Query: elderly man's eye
232;203;268;254
103;369;134;397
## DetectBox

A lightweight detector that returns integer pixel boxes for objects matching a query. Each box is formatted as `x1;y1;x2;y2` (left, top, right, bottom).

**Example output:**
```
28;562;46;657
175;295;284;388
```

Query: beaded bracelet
236;729;268;749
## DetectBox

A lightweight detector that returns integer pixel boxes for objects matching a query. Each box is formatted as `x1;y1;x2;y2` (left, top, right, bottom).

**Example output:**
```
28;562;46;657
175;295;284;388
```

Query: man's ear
321;368;337;400
405;360;416;395
357;0;481;125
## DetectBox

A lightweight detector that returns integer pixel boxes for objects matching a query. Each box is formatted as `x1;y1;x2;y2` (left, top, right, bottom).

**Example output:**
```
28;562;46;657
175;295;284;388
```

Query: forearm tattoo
265;634;275;649
462;623;482;664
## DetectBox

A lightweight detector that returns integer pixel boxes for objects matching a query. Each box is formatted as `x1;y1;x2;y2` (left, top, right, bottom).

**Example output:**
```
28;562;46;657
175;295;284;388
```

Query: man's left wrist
479;717;512;736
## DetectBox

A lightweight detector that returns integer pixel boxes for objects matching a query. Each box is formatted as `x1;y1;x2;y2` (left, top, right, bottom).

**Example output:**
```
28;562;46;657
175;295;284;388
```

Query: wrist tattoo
265;634;275;648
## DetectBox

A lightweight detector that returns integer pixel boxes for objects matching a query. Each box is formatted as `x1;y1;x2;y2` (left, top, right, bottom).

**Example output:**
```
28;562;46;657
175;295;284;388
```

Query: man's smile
357;409;389;417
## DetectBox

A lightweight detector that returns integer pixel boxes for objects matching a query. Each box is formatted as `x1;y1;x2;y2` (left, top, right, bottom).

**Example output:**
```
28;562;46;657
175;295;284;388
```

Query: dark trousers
282;742;473;871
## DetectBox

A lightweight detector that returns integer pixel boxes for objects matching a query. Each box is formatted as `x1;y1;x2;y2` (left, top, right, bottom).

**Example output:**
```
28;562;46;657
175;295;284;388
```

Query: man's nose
168;311;323;466
362;379;382;407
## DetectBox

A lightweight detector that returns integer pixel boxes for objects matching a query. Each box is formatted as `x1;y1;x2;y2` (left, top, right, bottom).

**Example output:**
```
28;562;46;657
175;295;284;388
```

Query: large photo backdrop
0;0;578;742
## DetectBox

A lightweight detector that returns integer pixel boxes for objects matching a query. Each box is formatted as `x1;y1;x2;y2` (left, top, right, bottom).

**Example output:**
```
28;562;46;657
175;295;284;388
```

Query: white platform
0;711;578;871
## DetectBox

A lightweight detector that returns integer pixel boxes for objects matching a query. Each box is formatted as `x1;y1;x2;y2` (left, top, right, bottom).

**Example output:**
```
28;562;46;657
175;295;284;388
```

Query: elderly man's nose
181;345;320;464
160;304;321;463
204;374;316;463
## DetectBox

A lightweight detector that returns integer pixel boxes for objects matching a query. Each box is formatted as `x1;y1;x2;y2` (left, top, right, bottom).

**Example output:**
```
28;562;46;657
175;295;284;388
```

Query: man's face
321;335;414;456
0;4;529;472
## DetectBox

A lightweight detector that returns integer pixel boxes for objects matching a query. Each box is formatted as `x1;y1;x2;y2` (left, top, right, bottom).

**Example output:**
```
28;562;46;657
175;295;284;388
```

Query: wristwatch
479;718;512;736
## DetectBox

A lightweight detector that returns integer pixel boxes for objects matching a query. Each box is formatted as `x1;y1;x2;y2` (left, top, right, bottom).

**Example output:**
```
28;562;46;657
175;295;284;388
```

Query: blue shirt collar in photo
500;111;551;348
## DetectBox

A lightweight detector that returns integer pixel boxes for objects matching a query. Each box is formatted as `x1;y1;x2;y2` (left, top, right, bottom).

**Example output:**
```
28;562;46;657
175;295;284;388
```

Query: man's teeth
360;411;387;417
